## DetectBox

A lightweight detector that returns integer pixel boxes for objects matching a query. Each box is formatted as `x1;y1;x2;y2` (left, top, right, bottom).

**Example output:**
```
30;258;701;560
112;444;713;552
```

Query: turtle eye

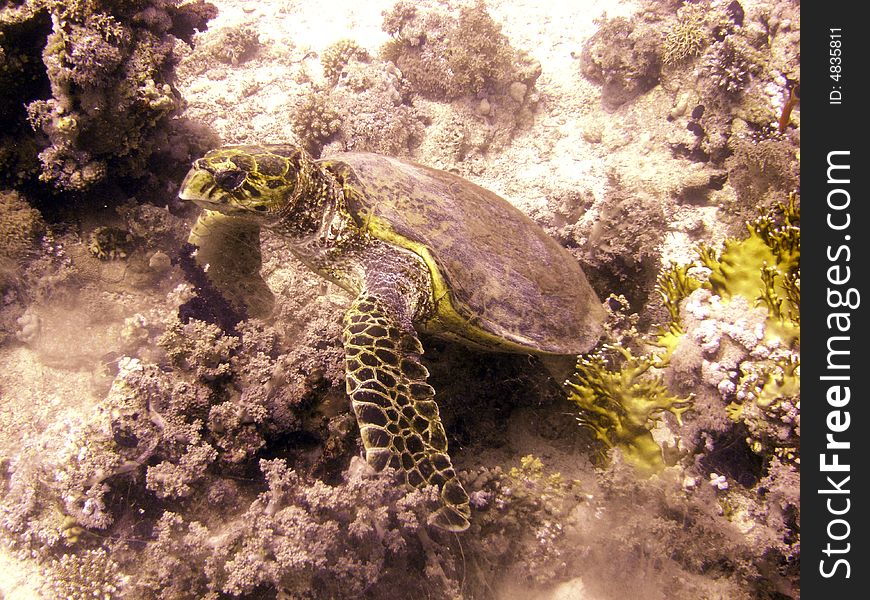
215;169;246;191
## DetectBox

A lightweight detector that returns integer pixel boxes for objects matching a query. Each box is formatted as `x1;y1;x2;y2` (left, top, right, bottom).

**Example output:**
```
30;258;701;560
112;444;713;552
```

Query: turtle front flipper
188;209;275;317
343;292;471;532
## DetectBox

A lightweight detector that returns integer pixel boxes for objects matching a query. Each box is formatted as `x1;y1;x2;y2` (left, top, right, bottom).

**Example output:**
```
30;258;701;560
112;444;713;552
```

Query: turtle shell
323;153;605;355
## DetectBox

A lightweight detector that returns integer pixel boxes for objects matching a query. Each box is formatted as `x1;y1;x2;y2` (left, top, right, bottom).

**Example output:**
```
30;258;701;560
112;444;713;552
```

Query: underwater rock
725;132;799;211
580;15;662;110
0;190;44;264
209;23;259;65
576;173;666;305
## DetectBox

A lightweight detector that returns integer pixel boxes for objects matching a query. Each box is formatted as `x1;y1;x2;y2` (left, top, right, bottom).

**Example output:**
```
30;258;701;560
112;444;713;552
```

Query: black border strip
802;2;865;596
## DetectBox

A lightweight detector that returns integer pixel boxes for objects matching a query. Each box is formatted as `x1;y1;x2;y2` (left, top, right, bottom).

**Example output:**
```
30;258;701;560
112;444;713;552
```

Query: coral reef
325;57;422;155
662;3;709;65
321;38;370;84
725;129;799;210
375;0;541;159
0;189;44;266
210;23;259;65
573;464;796;598
290;91;342;155
0;189;46;343
565;197;800;592
381;0;539;102
658;0;799;178
1;0;217;192
290;44;423;156
458;455;586;591
0;0;802;597
679;195;800;463
570;172;667;305
702;36;757;96
579;15;662;109
39;548;127;600
87;226;134;260
135;459;439;598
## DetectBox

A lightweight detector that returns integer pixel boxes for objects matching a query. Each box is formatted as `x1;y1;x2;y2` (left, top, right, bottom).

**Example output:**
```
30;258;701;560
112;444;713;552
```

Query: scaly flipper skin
343;291;471;532
188;210;275;317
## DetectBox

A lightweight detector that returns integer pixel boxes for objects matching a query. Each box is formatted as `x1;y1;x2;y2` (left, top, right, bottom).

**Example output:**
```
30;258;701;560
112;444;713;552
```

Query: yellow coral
652;194;800;463
567;345;692;475
573;195;800;471
652;262;700;364
700;194;800;346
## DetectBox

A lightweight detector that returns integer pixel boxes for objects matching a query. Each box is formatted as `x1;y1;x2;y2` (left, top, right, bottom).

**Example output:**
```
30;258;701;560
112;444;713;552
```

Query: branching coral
700;193;799;346
662;3;708;65
656;262;702;332
658;194;799;348
294;44;423;156
321;38;370;84
702;36;755;96
131;458;443;599
290;91;342;155
158;317;240;382
575;195;799;476
568;345;692;474
39;548;128;600
456;455;584;589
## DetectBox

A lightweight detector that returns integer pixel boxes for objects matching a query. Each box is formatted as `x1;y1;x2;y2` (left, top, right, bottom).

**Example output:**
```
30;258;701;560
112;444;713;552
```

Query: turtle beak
178;165;217;205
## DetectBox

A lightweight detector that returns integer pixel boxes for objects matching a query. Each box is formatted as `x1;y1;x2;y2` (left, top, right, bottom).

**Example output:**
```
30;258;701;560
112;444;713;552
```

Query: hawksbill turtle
178;144;605;531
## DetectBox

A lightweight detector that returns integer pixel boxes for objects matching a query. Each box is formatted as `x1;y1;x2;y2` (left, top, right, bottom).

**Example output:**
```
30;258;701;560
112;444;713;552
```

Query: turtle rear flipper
343;291;470;532
188;209;275;317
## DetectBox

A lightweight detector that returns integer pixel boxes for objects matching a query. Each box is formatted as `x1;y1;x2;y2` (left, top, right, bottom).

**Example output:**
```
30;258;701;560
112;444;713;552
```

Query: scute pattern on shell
326;153;604;355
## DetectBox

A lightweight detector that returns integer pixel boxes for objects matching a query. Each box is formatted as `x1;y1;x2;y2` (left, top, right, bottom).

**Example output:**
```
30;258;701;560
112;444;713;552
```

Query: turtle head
179;144;321;226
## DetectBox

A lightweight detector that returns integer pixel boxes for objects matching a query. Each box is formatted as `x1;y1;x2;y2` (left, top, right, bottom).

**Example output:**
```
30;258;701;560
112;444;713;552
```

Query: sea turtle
178;144;606;531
